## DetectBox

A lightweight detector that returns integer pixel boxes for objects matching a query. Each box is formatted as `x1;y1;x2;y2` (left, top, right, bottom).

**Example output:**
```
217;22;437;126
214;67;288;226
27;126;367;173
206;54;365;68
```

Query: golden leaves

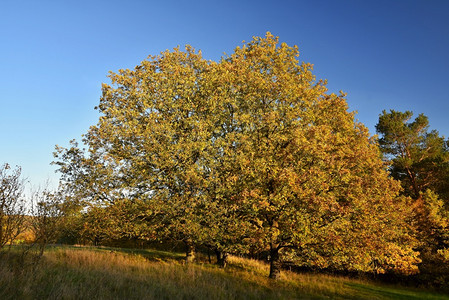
55;34;420;275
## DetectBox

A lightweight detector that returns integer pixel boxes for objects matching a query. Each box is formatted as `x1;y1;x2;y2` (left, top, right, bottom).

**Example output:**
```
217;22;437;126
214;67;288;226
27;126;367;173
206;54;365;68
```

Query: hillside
0;246;447;300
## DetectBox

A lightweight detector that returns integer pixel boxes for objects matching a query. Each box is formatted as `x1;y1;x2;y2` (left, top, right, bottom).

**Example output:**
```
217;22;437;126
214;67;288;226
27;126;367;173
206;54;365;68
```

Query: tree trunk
185;240;196;264
406;167;420;199
207;248;212;264
215;250;228;268
269;246;281;279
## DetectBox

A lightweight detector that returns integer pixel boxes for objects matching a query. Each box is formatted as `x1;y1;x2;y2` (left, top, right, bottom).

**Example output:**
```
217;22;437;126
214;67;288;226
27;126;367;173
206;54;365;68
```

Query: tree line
2;33;448;284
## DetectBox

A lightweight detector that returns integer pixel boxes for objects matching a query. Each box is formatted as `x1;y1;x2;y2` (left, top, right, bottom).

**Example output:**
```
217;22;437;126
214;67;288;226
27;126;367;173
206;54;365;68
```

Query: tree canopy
376;110;449;200
54;33;419;278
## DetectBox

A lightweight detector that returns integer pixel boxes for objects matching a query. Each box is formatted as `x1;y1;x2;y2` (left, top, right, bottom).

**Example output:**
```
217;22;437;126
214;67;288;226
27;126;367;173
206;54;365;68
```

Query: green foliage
376;110;449;200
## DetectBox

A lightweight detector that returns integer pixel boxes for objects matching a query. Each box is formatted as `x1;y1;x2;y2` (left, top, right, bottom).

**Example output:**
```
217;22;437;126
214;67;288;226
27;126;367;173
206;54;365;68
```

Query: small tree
0;163;26;250
29;188;64;257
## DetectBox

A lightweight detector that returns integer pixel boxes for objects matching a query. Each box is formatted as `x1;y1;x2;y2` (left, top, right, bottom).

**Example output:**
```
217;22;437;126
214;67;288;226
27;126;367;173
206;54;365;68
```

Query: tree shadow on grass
63;245;186;262
345;282;449;300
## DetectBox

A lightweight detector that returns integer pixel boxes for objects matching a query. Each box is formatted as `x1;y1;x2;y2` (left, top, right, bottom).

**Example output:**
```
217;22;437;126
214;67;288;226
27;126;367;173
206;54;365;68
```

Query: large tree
55;33;419;278
215;34;418;278
55;46;246;262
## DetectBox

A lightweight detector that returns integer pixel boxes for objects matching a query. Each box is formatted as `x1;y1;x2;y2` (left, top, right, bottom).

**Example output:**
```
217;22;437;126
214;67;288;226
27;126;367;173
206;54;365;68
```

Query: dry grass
0;246;447;300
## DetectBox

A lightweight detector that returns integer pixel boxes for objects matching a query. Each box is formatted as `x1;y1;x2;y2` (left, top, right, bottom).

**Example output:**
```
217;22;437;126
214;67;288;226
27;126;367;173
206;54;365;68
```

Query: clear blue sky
1;0;448;188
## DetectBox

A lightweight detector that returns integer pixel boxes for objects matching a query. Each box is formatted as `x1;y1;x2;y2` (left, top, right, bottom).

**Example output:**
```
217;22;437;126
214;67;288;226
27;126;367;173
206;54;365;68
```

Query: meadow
0;246;447;300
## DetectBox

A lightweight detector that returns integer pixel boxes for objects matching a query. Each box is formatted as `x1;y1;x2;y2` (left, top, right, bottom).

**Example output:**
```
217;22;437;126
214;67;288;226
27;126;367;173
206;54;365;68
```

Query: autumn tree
54;46;232;262
376;110;449;284
55;33;420;278
215;34;419;278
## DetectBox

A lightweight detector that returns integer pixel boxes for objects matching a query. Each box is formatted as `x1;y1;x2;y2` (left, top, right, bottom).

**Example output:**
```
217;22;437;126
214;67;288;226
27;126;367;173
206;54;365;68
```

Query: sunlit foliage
54;33;420;278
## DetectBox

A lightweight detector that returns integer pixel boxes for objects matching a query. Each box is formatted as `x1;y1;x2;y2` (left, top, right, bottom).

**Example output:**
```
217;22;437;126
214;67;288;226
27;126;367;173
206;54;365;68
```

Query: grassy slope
0;246;447;300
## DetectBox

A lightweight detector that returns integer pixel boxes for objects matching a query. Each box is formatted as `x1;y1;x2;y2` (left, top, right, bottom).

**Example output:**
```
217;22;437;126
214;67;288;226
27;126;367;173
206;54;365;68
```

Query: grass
0;246;447;300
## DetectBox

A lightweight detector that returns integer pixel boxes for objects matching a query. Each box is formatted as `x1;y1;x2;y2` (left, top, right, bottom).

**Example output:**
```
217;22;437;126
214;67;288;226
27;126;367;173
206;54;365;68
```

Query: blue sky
1;0;448;188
